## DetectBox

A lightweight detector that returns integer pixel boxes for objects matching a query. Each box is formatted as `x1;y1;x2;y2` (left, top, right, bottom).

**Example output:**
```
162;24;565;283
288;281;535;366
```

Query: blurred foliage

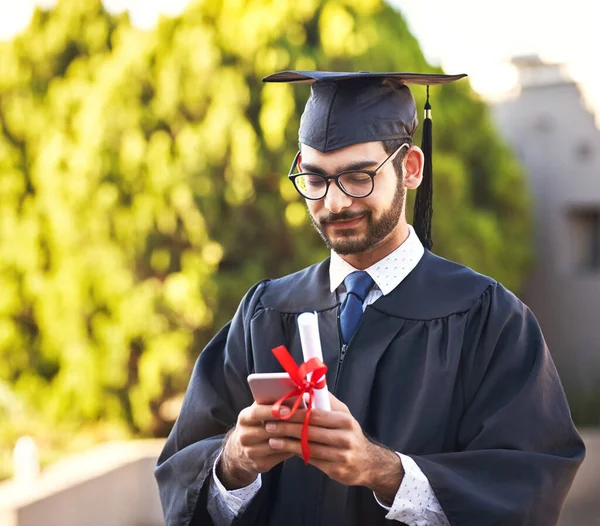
0;0;531;469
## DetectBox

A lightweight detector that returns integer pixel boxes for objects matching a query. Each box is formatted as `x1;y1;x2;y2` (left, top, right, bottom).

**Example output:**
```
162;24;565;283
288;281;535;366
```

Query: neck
337;222;410;270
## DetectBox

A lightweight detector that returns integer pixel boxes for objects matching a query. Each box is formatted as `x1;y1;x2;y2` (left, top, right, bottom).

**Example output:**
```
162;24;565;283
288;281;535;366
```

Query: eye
305;175;326;187
342;172;371;184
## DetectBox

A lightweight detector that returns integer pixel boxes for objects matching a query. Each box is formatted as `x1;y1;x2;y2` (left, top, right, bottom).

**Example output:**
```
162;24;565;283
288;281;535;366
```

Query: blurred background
0;0;598;524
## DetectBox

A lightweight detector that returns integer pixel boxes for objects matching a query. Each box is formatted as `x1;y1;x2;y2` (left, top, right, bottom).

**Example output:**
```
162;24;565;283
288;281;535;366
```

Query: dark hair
380;78;413;178
297;139;412;178
381;138;412;178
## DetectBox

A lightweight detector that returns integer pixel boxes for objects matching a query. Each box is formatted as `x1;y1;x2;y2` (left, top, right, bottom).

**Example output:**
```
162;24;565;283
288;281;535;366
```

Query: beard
309;180;406;255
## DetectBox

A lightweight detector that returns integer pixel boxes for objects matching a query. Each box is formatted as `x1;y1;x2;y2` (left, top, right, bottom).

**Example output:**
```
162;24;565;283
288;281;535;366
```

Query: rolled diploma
297;312;331;411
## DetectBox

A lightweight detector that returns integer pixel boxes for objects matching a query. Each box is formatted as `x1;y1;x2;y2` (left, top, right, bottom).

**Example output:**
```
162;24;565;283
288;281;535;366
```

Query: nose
323;182;353;214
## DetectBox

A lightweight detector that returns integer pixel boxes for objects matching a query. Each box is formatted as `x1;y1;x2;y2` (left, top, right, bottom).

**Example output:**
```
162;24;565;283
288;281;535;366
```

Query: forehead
299;141;388;171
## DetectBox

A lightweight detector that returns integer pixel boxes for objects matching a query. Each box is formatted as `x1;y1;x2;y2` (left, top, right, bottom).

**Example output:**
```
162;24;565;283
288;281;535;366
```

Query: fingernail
266;422;276;432
280;406;290;416
269;438;282;449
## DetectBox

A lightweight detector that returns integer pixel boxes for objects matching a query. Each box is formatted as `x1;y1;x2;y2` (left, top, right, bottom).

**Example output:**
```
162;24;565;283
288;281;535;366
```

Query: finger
265;421;349;447
302;408;354;430
274;406;351;429
245;442;291;459
251;406;313;426
268;437;348;462
270;408;309;424
237;425;271;446
239;403;292;425
327;392;349;412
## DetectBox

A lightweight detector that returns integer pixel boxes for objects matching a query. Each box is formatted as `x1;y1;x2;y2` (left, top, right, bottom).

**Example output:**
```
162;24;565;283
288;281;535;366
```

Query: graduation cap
263;70;467;250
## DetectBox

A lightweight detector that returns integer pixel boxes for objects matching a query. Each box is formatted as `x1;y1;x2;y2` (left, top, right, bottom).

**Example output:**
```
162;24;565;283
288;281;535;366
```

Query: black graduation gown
155;250;585;526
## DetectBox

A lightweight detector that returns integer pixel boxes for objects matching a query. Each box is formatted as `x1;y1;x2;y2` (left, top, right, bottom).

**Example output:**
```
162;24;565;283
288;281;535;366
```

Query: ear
403;146;424;190
297;153;303;172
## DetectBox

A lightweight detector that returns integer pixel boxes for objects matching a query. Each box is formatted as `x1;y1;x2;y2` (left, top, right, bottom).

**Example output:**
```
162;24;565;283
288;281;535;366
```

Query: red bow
270;345;328;464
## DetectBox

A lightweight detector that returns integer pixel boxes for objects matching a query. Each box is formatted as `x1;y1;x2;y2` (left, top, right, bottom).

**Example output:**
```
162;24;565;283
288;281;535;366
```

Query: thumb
328;391;349;412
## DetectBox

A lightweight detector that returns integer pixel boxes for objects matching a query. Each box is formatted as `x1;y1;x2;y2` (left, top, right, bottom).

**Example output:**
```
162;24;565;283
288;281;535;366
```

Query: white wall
0;440;165;526
493;66;600;399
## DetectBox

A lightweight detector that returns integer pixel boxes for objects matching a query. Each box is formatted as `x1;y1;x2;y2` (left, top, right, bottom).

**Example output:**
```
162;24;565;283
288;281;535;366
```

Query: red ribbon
270;345;328;464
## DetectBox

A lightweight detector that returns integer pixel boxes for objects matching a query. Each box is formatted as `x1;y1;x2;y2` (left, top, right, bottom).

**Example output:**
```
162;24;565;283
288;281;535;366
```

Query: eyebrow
300;159;380;175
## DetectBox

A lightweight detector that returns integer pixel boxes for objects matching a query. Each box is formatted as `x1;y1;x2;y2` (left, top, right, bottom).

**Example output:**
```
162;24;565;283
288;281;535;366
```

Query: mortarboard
263;70;467;250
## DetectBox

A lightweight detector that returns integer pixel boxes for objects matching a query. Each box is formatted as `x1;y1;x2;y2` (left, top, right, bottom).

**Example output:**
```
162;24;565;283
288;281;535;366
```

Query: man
155;71;585;526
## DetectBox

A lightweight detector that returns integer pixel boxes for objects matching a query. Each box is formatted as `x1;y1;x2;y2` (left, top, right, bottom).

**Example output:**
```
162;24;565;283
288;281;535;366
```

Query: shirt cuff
373;453;448;526
209;450;262;516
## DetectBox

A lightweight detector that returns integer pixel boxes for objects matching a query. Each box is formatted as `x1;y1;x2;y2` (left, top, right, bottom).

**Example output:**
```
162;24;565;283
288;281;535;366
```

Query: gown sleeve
409;282;585;526
154;281;268;526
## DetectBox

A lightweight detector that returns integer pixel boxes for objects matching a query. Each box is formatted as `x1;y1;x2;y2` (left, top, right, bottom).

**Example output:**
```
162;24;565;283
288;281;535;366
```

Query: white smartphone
247;372;306;408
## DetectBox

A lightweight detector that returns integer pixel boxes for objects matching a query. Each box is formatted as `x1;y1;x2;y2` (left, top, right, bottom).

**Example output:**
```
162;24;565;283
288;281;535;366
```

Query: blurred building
492;55;600;409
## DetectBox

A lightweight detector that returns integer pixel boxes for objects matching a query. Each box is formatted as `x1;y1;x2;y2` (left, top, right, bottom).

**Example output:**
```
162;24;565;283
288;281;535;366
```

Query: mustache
319;210;370;225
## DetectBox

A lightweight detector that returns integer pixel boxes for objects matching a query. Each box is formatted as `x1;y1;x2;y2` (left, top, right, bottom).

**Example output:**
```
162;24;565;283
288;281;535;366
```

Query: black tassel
414;85;433;251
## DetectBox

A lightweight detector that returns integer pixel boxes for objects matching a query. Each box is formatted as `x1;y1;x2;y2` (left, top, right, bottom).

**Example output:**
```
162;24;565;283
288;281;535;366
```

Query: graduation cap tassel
414;85;433;251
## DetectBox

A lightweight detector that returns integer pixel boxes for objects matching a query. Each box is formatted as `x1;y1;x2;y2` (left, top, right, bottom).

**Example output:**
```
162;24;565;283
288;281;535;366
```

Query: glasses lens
338;172;374;197
295;174;327;198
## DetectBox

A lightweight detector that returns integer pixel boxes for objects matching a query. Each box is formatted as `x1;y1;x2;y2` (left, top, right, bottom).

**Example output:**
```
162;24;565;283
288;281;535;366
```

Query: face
299;142;406;256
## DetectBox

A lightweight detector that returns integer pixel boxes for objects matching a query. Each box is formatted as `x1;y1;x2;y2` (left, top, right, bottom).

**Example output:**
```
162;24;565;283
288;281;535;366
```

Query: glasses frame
287;142;410;200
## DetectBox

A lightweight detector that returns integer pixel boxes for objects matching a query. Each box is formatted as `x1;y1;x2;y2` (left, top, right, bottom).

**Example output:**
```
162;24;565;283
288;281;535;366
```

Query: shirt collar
329;225;425;295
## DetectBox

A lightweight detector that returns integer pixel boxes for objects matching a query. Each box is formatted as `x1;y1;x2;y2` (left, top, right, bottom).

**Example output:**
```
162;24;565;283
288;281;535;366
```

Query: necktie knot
343;271;374;302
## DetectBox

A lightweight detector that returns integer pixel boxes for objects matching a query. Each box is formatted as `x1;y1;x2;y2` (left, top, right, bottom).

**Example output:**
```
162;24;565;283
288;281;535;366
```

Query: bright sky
392;0;600;110
1;0;600;112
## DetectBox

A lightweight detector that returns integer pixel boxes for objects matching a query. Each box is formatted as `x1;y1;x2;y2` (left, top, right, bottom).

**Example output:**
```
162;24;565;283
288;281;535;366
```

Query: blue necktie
340;271;375;345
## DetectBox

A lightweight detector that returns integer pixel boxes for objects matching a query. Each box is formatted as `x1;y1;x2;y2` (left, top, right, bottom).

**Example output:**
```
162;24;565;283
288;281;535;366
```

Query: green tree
0;0;530;464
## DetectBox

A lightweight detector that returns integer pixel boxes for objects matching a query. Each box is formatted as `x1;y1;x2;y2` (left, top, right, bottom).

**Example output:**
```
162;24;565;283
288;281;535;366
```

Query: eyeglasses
287;143;409;200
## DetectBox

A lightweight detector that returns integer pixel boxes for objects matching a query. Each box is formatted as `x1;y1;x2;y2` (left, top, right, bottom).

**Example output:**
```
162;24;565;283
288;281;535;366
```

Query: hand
217;403;294;490
264;393;404;502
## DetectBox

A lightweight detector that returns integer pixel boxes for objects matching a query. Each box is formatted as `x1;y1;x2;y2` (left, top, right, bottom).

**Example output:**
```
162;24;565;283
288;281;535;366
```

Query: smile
326;216;365;229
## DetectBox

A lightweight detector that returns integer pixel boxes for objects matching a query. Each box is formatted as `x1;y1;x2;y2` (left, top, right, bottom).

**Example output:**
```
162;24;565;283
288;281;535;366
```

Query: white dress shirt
208;225;449;526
